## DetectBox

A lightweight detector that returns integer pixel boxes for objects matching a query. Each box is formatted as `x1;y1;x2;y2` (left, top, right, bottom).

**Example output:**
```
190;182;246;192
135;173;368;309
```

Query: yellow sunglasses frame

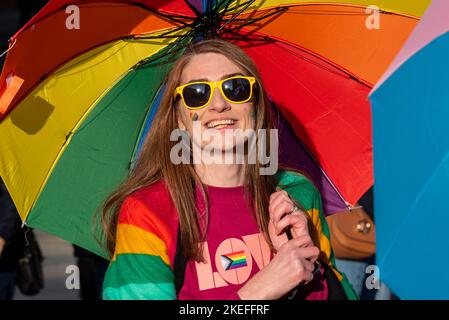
173;75;256;110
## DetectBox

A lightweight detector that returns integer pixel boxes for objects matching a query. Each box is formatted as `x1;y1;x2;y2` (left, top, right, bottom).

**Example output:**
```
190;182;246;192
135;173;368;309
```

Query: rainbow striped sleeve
102;196;176;300
276;170;358;300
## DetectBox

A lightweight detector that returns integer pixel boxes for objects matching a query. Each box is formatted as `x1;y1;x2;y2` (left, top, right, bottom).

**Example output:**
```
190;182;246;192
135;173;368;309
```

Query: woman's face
176;52;256;152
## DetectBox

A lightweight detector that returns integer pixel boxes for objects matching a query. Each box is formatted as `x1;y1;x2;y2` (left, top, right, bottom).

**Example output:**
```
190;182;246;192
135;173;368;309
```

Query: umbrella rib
72;36;187;138
219;27;275;43
216;0;256;28
275;39;373;87
273;40;364;82
219;6;288;34
130;34;189;39
272;106;351;211
222;0;257;14
214;0;233;18
14;0;196;36
1;27;187;121
137;33;193;68
217;0;256;32
130;25;191;39
84;0;197;22
206;0;213;17
128;84;166;169
217;9;287;45
235;29;373;88
55;39;187;140
240;2;421;20
266;25;371;86
0;38;16;58
123;0;194;27
25;66;138;224
183;0;201;17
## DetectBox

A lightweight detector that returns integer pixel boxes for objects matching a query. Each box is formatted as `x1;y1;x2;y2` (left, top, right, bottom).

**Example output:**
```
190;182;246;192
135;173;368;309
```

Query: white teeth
207;119;235;128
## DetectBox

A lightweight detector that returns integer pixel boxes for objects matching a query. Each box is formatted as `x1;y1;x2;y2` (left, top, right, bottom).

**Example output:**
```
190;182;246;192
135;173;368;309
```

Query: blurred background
1;0;89;300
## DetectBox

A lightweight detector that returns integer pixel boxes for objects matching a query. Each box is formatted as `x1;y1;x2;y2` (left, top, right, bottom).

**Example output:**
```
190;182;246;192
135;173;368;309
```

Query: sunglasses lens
182;83;210;108
222;77;251;102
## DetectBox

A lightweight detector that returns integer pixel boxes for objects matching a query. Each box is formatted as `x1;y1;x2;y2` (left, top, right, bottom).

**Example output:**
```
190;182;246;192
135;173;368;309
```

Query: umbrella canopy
0;0;430;258
369;0;449;299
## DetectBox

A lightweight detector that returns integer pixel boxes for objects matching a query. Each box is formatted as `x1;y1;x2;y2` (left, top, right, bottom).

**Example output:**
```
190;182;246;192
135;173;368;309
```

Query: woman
101;39;356;300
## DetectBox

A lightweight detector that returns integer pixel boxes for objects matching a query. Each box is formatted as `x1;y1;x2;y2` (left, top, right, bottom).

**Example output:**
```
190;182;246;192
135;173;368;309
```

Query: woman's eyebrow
186;72;244;83
220;72;244;80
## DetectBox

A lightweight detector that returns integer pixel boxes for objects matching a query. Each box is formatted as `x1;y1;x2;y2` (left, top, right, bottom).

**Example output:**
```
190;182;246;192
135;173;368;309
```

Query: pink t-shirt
178;184;328;300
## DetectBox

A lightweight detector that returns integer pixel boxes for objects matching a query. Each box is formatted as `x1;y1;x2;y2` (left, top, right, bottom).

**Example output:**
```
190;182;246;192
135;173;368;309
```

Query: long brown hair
100;39;277;261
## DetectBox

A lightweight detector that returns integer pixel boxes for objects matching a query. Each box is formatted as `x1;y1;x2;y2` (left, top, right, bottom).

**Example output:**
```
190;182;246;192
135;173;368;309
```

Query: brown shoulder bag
326;206;376;260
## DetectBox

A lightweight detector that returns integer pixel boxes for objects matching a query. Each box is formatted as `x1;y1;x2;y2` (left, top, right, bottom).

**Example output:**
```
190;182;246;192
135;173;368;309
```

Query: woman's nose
208;87;230;112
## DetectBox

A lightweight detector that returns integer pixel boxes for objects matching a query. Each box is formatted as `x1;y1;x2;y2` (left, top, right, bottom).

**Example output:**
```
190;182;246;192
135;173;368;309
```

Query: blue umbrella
369;0;449;299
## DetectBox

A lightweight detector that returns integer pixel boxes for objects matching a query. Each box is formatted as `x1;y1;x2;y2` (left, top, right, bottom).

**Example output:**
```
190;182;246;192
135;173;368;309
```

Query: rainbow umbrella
0;0;430;258
370;0;449;299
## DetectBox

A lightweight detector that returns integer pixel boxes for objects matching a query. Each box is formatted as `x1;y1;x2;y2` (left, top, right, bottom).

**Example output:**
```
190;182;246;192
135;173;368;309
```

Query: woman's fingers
269;191;305;224
268;189;283;206
268;219;289;249
271;199;294;225
303;267;314;283
300;257;315;274
275;213;302;235
252;235;320;298
273;207;308;237
298;246;320;262
294;255;315;283
271;197;299;223
283;234;314;249
269;190;291;214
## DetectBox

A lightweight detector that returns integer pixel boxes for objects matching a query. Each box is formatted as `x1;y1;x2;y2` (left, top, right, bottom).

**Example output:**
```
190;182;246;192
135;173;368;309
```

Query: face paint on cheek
250;110;256;119
190;113;199;122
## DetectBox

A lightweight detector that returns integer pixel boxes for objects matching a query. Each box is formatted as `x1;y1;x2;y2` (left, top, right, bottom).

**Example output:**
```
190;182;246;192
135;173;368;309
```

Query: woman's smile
204;118;238;130
177;52;255;151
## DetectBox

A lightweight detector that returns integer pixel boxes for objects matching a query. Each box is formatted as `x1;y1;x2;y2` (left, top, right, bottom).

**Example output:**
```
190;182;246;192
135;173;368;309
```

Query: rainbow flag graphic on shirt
221;250;247;270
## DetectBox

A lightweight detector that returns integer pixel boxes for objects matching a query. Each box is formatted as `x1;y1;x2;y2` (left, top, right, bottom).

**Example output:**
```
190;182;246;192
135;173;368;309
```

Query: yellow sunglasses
173;75;256;110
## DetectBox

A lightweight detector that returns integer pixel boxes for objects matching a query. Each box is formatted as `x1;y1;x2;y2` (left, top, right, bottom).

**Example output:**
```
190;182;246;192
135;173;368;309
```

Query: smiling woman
100;39;356;300
175;53;259;161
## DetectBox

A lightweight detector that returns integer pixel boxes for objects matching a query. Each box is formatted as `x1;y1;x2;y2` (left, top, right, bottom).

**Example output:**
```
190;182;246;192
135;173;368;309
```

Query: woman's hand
268;188;310;250
237;235;320;300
